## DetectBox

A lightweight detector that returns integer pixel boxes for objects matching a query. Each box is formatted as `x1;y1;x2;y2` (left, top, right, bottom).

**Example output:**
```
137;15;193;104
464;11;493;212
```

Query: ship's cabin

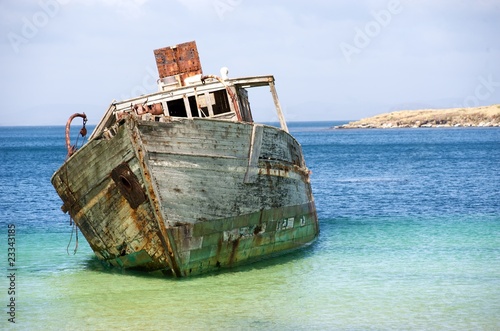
89;41;288;140
90;74;288;140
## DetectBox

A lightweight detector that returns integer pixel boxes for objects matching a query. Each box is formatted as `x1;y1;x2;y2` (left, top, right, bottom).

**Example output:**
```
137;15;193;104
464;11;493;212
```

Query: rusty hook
65;113;87;158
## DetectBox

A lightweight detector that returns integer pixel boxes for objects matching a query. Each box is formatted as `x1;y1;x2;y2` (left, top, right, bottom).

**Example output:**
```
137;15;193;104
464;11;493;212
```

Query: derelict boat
51;41;319;277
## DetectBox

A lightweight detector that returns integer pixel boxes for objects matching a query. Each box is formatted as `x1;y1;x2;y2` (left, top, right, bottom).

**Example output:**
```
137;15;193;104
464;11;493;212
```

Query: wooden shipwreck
51;41;319;277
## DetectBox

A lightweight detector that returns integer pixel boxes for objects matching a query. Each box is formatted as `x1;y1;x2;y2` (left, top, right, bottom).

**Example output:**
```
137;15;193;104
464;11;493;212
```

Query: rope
62;113;87;255
66;217;79;255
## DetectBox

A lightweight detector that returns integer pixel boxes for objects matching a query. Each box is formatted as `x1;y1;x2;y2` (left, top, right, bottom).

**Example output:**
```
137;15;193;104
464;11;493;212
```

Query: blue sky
1;0;499;125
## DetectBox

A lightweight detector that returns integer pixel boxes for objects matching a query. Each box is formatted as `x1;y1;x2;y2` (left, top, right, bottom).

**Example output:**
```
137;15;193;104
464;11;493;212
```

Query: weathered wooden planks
52;115;318;276
137;119;311;224
51;124;171;271
173;202;318;275
131;117;318;275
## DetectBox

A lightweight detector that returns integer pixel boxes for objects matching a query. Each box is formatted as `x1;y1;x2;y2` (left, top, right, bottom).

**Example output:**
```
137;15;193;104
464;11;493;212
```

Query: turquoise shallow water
1;123;499;330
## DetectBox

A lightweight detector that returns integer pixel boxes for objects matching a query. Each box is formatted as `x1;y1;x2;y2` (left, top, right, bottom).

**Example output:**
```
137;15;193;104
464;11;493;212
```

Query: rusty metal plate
154;41;202;81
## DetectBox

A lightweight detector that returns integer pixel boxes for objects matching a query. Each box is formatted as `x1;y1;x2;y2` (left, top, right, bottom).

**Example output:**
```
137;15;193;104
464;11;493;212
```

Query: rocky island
335;104;500;129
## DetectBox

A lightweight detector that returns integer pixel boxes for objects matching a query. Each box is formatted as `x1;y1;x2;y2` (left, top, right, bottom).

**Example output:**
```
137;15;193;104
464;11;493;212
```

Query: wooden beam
269;81;289;133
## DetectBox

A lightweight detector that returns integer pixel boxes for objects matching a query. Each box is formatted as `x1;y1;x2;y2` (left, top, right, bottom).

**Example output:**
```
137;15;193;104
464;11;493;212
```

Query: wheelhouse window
166;98;187;117
212;90;231;116
164;89;232;119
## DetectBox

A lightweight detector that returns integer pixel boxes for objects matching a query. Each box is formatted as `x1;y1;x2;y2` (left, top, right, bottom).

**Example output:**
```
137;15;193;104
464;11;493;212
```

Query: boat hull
52;116;319;276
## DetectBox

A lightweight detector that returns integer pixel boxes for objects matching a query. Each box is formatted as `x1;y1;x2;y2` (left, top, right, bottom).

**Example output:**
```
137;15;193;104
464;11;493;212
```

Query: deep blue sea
1;122;499;330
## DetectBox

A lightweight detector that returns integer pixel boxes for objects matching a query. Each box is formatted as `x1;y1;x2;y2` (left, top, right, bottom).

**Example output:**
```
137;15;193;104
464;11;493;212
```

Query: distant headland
335;104;500;129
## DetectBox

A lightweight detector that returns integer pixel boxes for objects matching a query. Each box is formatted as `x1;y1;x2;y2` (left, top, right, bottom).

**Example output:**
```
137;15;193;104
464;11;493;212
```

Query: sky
1;0;499;125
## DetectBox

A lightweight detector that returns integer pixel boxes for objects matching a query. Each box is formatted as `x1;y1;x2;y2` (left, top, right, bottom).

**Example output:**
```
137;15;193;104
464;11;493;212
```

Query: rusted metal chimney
153;41;202;87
